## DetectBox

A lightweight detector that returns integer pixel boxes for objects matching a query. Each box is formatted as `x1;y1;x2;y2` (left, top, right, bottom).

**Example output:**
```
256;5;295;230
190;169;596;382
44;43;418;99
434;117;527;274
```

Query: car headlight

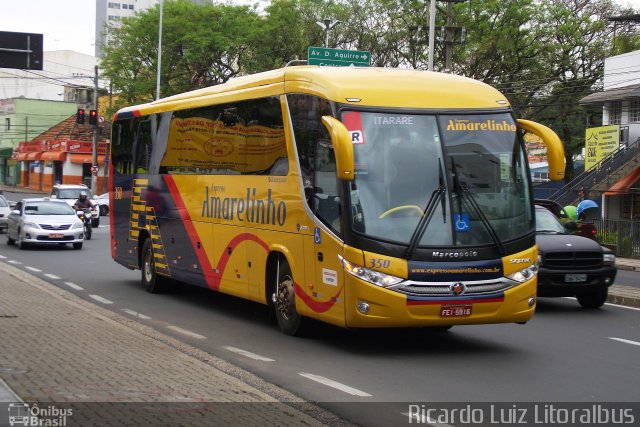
603;253;616;266
339;256;404;287
72;222;84;229
23;222;38;229
507;264;539;283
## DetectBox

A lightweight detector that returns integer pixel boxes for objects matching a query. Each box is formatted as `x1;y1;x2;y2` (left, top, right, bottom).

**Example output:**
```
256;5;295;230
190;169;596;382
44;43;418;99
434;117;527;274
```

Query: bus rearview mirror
321;116;354;181
517;119;565;181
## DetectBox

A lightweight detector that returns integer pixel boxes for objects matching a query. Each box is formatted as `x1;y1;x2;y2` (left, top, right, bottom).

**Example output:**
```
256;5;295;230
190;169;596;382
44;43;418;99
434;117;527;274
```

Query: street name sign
307;47;371;67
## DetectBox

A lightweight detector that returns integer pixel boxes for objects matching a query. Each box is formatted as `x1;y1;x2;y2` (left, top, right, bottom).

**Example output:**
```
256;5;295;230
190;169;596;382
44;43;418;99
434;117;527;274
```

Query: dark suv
535;206;616;308
534;198;597;241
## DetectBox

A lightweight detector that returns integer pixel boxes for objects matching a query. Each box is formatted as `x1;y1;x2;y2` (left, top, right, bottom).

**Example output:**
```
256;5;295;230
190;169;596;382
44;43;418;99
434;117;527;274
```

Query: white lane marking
604;302;640;312
122;309;151;320
0;255;6;259
402;411;454;427
609;337;640;347
64;282;84;291
7;260;21;265
167;325;206;340
44;273;61;280
223;346;275;362
89;295;113;304
25;266;42;272
299;372;371;397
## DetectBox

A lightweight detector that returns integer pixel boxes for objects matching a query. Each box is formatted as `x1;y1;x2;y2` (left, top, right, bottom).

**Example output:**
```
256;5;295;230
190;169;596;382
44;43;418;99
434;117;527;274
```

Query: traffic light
76;108;85;124
89;109;98;125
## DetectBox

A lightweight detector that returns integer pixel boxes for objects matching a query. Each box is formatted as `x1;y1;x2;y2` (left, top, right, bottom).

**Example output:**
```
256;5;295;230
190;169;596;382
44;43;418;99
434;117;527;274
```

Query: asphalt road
1;217;639;426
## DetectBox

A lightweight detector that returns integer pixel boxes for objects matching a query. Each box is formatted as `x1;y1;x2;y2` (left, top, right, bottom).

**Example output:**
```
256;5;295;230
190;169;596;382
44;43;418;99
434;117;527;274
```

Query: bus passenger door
306;224;345;327
304;141;346;326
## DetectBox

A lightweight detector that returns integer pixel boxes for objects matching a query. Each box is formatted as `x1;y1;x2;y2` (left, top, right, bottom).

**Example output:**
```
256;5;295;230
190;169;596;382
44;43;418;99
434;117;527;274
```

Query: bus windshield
346;111;533;247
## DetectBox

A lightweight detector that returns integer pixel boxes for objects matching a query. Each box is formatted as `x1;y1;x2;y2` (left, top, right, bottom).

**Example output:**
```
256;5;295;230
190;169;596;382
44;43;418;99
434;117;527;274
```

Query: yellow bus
109;66;564;335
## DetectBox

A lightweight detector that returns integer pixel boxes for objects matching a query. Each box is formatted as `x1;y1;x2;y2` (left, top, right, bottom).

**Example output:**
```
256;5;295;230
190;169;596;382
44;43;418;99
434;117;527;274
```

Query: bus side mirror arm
321;116;355;181
517;119;565;181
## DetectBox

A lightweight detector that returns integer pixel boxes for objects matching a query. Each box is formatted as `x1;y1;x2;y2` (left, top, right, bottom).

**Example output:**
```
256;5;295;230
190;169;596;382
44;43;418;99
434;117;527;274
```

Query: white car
50;184;100;227
93;193;110;216
6;198;85;250
0;195;11;233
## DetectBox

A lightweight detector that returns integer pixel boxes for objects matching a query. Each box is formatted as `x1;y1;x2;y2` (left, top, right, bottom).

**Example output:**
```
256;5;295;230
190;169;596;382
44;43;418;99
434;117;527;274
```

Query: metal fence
593;218;640;259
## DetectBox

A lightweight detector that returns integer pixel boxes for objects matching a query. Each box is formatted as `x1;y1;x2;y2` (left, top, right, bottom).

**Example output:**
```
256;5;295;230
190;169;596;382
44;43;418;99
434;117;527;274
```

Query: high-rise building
95;0;210;57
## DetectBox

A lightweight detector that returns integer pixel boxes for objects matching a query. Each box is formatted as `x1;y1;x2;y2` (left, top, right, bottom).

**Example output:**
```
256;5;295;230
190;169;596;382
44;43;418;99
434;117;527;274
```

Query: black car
535;206;616;308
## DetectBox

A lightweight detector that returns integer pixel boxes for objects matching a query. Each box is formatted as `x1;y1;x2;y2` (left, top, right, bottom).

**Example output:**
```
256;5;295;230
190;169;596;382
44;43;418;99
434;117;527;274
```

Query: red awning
26;152;43;160
41;151;67;161
604;167;640;195
15;152;29;160
69;154;106;165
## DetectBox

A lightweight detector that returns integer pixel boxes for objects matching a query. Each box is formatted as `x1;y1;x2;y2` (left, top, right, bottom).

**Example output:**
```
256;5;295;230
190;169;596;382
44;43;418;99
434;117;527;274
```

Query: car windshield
0;197;8;207
346;111;533;247
24;202;75;215
58;189;92;199
535;208;566;234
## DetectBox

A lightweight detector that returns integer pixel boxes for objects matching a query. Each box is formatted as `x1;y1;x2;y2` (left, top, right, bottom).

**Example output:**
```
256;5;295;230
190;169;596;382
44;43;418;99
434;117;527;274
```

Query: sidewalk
0;262;344;427
608;257;640;308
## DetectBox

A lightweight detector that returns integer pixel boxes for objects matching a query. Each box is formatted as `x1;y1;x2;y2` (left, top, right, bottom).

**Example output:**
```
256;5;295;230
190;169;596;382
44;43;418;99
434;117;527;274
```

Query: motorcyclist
74;191;94;211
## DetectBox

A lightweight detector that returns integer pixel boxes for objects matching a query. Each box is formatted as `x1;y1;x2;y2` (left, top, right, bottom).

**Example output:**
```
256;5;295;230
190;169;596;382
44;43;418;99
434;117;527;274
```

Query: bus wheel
141;238;169;293
273;261;303;336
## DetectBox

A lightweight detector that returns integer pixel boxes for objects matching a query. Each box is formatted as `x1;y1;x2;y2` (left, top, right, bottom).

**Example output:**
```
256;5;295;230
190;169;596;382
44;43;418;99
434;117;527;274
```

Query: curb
607;293;640;308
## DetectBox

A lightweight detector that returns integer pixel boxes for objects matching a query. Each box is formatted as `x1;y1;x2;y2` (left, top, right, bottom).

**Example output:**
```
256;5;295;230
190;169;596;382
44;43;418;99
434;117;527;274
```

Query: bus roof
114;66;510;119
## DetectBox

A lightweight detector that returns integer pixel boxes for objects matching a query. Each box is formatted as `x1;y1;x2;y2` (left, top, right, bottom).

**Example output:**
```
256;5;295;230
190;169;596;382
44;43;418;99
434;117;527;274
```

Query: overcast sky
0;0;637;57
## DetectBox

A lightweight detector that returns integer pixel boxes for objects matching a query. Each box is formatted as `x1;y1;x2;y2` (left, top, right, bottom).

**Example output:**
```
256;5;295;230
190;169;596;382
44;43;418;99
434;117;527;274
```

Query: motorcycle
76;208;92;240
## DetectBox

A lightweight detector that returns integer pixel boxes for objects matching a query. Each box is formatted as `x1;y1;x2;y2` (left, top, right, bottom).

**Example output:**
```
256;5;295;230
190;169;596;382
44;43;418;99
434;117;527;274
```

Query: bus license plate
565;274;587;283
49;233;64;239
441;305;472;318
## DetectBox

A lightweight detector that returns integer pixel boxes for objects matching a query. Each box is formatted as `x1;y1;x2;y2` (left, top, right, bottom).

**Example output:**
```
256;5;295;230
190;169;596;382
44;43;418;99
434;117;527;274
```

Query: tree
531;0;619;182
100;0;262;109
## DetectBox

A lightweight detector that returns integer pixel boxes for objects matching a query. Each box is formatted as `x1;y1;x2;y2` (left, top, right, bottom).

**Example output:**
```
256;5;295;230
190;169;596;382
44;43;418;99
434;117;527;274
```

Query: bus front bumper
344;276;537;328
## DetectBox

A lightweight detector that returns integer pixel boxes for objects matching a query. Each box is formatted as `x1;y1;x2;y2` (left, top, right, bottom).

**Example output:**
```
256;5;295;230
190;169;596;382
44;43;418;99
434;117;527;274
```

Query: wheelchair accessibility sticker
314;227;321;244
454;213;470;232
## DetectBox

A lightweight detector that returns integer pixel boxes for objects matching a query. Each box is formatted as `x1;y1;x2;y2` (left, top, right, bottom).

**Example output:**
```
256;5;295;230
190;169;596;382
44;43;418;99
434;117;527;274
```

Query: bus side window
133;119;153;173
288;93;340;234
112;119;135;175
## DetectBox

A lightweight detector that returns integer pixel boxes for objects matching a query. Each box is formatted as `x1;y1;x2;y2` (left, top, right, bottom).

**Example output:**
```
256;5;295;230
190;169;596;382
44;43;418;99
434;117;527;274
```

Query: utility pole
445;1;453;72
427;0;436;71
91;64;98;194
156;0;164;100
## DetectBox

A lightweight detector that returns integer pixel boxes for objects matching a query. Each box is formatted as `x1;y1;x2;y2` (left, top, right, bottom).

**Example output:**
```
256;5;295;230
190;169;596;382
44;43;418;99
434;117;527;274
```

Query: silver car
0;195;11;233
6;198;85;250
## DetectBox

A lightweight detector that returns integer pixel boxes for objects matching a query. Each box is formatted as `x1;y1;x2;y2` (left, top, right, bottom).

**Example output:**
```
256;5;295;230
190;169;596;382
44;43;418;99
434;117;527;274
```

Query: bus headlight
507;265;538;283
340;256;404;288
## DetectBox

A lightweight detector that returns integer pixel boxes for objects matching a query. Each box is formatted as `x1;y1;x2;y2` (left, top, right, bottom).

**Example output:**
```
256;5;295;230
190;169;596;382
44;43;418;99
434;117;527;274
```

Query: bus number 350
370;258;391;269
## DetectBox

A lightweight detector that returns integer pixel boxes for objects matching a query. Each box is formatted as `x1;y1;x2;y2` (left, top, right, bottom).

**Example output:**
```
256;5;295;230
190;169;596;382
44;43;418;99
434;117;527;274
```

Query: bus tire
273;261;304;336
141;238;170;293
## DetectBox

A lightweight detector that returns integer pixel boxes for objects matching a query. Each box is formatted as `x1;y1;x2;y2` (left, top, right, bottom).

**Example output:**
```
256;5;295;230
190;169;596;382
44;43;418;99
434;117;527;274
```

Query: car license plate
49;233;64;239
565;273;587;283
440;305;472;318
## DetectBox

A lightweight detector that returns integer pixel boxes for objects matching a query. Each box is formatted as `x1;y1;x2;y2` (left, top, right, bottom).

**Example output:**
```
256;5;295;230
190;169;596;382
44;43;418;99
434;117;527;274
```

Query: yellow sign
163;117;286;173
585;125;619;171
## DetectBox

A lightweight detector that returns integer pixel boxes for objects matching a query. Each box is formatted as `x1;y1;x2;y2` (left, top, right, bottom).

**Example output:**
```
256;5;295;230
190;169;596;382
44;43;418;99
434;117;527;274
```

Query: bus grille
393;280;513;296
542;251;602;269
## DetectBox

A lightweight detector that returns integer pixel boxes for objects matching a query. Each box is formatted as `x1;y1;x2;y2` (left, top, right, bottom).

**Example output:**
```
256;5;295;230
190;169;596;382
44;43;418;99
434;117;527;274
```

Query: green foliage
99;0;639;158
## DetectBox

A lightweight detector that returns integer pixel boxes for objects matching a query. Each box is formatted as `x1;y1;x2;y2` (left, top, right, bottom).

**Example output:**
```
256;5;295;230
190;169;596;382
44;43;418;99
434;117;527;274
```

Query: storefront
15;139;108;192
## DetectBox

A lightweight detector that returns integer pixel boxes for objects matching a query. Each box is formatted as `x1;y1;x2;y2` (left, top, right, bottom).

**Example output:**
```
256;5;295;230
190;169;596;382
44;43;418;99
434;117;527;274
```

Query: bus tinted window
164;97;287;175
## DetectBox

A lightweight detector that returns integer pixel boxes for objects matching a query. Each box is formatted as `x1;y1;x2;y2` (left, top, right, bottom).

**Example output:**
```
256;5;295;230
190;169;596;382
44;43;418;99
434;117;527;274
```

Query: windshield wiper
450;158;506;256
405;163;446;260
